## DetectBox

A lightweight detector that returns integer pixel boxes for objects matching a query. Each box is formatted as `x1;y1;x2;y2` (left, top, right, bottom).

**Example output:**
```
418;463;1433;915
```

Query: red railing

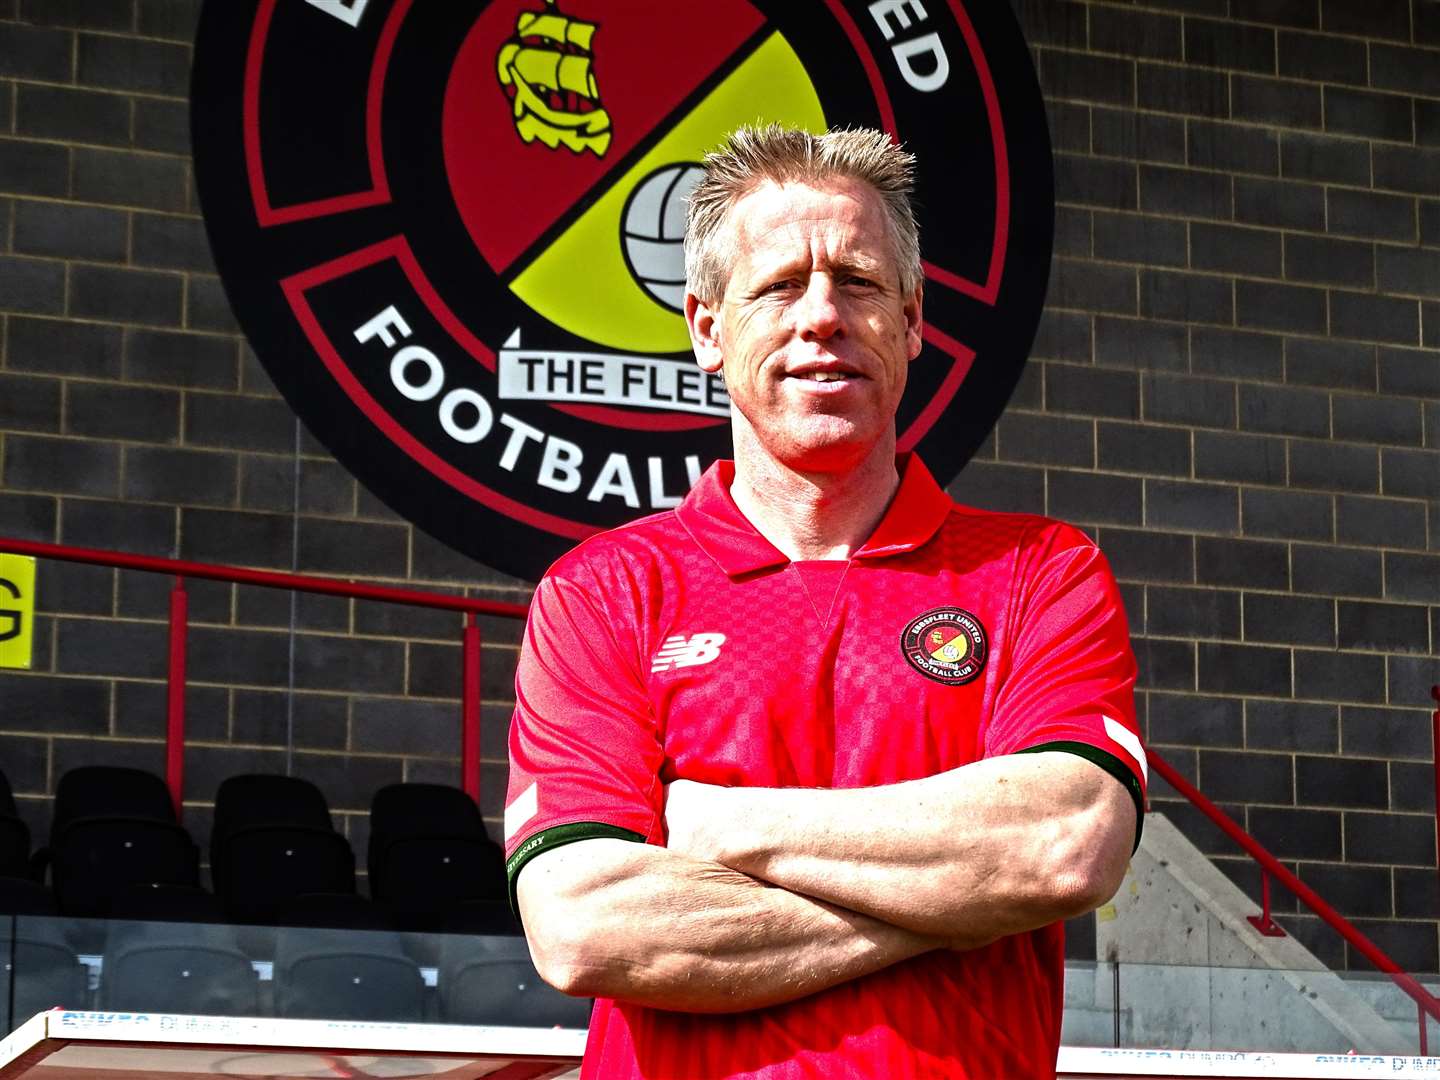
0;537;528;817
4;535;1439;1049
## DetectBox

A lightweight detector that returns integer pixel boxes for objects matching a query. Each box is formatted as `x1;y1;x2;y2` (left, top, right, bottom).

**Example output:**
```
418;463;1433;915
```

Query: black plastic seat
211;774;356;925
273;926;424;1021
40;767;199;919
438;933;590;1027
0;770;32;880
368;784;505;931
109;883;225;924
277;892;393;931
99;921;258;1016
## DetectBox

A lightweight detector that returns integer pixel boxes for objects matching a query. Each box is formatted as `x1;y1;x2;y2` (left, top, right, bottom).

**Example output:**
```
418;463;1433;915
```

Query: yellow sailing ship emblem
496;0;612;157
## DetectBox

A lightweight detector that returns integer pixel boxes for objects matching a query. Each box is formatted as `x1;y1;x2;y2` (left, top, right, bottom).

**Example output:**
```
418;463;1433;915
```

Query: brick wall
0;0;1437;972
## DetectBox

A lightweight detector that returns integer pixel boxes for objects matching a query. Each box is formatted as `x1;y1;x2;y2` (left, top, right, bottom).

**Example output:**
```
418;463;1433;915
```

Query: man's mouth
800;371;848;382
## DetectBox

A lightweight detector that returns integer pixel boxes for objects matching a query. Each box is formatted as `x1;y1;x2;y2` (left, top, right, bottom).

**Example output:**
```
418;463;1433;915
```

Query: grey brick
1094;317;1188;369
72;148;186;211
8;316;122;378
231;689;347;750
1047;100;1091;155
20;0;131;29
1395;868;1438;919
1337;600;1430;653
1332;394;1423;446
113;680;228;742
13;200;127;263
1145;479;1239;533
1093;212;1187;266
1197;431;1286;485
1377;438;1440;508
1350;919;1439;973
1190;222;1283;277
1326;189;1416;243
1330;290;1419;345
1096;527;1194;583
1191;328;1283;379
1232;75;1321;129
1369;43;1440;99
1421;0;1440;45
1201;750;1296;807
1091;107;1186;163
1047;469;1143;525
0;23;74;80
1418;100;1440;149
66;382;179;443
1239;383;1330;436
1148;586;1241;639
183;394;296;453
1054;154;1137;210
1322;86;1412;142
1373;145;1440;197
1196;536;1289;589
179;508;293;569
1198;642;1292;696
133;98;190;156
124;445;237;507
1143;372;1234;428
1090;6;1182;59
0;673;108;735
1053;205;1092;258
1136;63;1230;116
1282;132;1371;188
186;275;241;335
1425;301;1440;348
1189;19;1276;72
1290;440;1379;494
1283;235;1374;290
1046;363;1139;419
1299;758;1390;814
945;462;1045;515
1320;0;1409;39
1376;247;1440;299
124;328;239;390
1149;692;1243;746
1292;543;1382;597
138;0;201;41
60;498;174;553
1039;49;1135;107
1138;165;1232;218
1048;258;1137;314
1385;552;1440;602
1237;280;1328;334
1187;120;1278;175
296;518;408;578
0;492;57;542
133;214;215;273
1235;177;1326;231
1293;648;1387;704
1243;487;1334;539
0;254;65;314
1335;494;1428;549
16;85;129;147
1141;269;1232;324
1230;0;1318;28
1247;699;1339;753
1286;338;1375;391
1250;806;1342;860
1098;421;1192;475
1345;813;1434;867
4;434;118;496
70;264;183;328
996;413;1094;467
240;455;354;516
0;372;61;432
55;617;166;679
0;139;69;198
115;568;230;623
1134;637;1196;690
1388;656;1440;708
1378;347;1440;398
1425;202;1440;248
77;33;189;97
294;633;406;695
1244;592;1335;646
1276;30;1366;83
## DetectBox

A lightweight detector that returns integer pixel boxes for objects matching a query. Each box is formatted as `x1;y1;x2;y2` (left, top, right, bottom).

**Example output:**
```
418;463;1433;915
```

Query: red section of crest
444;0;765;274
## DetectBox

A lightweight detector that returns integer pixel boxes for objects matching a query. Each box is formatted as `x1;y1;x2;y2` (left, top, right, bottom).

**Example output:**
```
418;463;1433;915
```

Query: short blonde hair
684;124;921;304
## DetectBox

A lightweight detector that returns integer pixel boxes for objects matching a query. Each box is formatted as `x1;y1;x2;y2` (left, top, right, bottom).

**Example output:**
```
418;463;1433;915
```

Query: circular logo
191;0;1053;582
901;607;988;684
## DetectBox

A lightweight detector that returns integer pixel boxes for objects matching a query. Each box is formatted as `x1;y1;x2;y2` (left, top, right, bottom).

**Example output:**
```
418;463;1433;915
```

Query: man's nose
794;275;844;339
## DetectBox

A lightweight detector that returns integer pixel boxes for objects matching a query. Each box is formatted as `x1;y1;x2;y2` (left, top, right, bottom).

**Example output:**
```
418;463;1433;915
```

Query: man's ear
685;292;724;374
904;281;924;362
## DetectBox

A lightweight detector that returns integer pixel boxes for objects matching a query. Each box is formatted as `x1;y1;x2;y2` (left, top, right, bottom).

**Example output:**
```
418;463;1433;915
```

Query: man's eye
846;275;877;288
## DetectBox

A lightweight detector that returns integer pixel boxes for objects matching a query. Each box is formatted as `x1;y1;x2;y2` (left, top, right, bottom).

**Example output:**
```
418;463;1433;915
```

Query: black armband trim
1015;741;1146;853
506;821;648;917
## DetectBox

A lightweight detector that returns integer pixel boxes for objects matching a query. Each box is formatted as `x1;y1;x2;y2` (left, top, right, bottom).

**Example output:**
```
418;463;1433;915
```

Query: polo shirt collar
676;454;953;577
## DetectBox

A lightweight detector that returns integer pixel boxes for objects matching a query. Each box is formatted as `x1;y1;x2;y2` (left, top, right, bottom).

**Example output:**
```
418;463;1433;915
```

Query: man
503;125;1146;1078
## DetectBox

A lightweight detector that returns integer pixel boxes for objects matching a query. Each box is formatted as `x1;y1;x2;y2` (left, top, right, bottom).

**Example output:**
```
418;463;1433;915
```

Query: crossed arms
516;752;1135;1013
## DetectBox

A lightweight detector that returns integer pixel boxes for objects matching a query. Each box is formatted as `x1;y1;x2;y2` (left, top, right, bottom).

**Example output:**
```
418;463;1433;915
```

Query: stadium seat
276;891;393;931
99;920;258;1016
109;883;225;924
367;783;506;931
210;774;356;925
273;926;425;1021
0;770;33;881
37;767;200;919
438;933;591;1027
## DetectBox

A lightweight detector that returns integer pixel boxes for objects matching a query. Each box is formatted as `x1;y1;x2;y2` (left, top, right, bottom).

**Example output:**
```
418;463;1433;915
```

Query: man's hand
663;779;731;861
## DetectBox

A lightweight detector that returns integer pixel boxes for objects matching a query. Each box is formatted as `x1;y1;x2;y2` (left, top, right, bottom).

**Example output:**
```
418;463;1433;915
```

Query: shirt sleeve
983;521;1147;848
503;571;665;910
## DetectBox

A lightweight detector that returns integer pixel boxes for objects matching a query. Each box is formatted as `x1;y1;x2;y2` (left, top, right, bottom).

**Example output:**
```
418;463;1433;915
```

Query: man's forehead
727;178;892;259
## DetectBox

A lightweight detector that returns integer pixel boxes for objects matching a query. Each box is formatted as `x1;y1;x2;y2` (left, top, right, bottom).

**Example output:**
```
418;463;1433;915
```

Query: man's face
686;178;923;474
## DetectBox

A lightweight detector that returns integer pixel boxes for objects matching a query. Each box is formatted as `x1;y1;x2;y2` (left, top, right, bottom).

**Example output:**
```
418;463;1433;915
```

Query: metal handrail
1149;748;1440;1052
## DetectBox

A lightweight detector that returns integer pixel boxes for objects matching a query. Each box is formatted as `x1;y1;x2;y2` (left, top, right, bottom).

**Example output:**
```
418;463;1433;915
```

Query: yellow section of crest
509;32;825;354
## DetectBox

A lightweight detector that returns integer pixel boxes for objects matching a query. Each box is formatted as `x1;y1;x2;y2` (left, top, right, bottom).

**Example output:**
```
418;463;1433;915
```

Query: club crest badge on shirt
901;607;988;685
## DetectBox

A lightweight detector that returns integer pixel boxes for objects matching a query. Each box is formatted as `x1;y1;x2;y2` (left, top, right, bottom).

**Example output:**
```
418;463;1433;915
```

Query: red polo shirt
506;455;1145;1079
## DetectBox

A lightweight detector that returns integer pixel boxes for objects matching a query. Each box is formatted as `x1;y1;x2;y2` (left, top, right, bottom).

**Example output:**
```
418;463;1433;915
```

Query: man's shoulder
540;506;694;587
939;499;1096;555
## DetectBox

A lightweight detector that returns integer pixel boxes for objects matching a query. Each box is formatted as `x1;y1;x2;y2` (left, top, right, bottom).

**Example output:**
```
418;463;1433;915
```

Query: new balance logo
651;633;726;672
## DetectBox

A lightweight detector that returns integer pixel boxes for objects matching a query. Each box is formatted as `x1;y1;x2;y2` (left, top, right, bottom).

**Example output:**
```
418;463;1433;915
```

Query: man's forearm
666;752;1135;945
517;837;943;1013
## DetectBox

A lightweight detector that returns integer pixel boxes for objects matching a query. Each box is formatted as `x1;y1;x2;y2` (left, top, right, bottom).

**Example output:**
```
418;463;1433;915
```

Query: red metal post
166;576;188;821
1246;871;1286;937
461;613;481;804
1420;1002;1429;1057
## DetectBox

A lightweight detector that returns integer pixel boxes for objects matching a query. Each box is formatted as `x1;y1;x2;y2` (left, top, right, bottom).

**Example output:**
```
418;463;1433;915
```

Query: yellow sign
0;554;36;670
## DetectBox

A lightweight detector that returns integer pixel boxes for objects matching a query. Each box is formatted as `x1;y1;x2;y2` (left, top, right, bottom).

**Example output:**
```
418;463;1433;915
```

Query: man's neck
729;434;901;562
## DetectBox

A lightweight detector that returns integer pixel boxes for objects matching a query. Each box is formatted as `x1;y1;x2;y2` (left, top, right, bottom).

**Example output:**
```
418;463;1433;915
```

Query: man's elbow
1047;811;1133;918
525;916;615;998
